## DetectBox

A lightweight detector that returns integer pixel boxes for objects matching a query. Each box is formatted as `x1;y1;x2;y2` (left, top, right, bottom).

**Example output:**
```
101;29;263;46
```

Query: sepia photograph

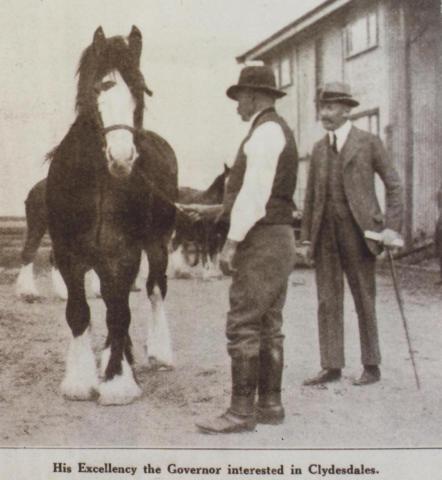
0;0;441;477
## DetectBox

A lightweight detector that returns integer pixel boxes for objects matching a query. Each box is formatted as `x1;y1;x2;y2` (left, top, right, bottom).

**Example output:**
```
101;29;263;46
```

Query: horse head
76;26;153;179
200;164;231;204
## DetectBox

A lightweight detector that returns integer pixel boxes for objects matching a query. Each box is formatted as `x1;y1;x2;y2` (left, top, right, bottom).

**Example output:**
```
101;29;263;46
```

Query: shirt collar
249;110;261;126
329;120;352;151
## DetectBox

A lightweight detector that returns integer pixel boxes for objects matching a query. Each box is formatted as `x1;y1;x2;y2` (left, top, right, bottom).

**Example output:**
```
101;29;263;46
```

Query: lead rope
136;168;186;215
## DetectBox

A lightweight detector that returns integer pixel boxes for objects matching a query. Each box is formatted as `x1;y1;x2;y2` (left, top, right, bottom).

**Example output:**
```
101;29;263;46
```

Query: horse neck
68;115;107;174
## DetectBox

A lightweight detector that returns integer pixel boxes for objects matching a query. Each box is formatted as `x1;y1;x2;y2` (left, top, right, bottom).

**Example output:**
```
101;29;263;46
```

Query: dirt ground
1;253;442;449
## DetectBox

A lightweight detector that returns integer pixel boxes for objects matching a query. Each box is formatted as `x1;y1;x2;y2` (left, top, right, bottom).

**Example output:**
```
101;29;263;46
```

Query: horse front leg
50;250;68;300
58;259;98;400
145;239;174;370
97;258;141;405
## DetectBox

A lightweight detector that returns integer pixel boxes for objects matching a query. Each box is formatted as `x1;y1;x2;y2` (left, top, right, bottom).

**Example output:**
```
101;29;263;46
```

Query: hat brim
319;96;359;107
226;84;286;100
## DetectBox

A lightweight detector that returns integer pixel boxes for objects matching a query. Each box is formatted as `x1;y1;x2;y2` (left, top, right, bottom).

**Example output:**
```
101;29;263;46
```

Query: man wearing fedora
301;82;403;386
180;65;298;433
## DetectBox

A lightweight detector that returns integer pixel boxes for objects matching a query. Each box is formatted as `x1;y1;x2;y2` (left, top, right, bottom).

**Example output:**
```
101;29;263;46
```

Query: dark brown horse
172;165;229;274
15;178;70;300
46;26;178;405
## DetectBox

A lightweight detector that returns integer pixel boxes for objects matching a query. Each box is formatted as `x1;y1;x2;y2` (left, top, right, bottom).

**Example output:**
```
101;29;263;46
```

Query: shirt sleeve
227;121;286;242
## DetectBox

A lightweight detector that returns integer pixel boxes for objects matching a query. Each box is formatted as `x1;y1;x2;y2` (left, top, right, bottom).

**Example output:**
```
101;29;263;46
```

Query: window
279;54;292;88
314;37;323;118
271;52;293;88
351;109;380;135
351;109;385;211
344;9;378;58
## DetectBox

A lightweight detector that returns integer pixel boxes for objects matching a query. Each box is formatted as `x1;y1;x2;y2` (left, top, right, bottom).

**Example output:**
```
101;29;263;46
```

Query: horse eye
100;80;116;91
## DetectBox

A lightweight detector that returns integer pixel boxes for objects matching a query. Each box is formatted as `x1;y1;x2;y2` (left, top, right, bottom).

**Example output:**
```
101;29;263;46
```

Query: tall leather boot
256;345;285;424
195;356;258;434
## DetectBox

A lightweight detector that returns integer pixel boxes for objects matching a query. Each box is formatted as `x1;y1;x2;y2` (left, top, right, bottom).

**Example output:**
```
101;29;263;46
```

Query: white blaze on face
97;70;137;177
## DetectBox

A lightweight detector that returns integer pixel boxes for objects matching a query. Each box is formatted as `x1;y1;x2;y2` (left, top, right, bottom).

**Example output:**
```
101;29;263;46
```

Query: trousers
226;224;295;358
314;206;381;369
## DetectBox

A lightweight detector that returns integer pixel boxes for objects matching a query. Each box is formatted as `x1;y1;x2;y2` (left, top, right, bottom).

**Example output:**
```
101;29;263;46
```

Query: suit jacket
300;126;403;256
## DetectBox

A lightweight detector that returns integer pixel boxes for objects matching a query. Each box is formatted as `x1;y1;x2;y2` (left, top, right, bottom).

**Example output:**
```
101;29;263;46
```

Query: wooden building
237;0;442;246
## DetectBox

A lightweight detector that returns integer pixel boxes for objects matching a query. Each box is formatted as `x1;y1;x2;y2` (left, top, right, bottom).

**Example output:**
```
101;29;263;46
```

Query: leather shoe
353;366;380;386
195;409;256;434
303;369;341;386
256;402;285;425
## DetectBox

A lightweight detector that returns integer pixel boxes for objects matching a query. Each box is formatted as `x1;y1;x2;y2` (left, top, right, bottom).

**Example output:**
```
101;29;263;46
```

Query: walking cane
365;230;421;390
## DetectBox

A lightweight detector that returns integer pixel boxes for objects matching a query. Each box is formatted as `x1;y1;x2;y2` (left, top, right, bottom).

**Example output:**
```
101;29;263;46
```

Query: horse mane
75;35;148;130
44;145;58;163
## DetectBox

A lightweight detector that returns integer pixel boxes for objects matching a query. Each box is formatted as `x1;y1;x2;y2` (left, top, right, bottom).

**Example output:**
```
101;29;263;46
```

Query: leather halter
102;124;138;135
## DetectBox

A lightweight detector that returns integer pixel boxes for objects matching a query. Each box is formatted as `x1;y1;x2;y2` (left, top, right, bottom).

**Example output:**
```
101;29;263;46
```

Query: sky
0;0;323;215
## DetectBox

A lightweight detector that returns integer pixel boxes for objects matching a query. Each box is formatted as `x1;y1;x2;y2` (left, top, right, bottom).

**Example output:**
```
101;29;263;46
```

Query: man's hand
176;203;223;223
380;228;402;247
367;228;403;259
365;229;403;257
297;243;312;262
176;203;204;222
220;239;238;275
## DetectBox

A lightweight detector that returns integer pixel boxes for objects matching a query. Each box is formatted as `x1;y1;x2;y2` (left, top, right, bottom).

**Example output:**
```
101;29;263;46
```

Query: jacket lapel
341;126;363;169
316;136;329;195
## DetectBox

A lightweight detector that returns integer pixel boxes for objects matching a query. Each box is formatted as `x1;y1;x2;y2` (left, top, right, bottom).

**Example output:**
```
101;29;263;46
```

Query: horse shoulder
137;130;177;171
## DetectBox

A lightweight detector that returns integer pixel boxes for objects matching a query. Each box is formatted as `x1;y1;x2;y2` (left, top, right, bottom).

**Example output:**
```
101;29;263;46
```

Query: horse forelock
75;35;146;129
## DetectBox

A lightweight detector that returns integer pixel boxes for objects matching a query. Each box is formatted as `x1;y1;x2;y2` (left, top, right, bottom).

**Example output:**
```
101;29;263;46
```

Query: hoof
146;355;174;371
98;359;142;405
98;377;142;406
20;293;43;303
61;378;98;401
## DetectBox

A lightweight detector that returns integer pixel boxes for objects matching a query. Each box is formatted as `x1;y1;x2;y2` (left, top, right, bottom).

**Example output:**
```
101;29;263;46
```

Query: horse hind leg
97;264;141;406
59;262;98;400
145;240;174;370
15;264;39;300
15;200;47;300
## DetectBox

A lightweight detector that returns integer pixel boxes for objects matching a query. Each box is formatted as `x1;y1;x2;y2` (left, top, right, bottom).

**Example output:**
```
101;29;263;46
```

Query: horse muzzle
107;147;136;178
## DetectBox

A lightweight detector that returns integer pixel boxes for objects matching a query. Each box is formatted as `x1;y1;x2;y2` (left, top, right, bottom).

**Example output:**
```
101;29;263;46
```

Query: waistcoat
222;107;298;226
326;142;352;218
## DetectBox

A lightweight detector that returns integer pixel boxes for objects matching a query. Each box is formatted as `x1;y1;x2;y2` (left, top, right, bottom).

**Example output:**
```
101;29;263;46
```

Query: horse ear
224;163;231;174
129;25;142;65
93;26;106;56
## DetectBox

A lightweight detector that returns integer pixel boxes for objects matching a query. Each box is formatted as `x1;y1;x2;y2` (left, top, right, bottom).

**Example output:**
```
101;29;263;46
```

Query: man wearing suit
301;82;403;386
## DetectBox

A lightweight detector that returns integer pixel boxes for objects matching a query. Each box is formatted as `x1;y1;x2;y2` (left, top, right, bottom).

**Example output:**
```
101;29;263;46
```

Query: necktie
331;133;338;154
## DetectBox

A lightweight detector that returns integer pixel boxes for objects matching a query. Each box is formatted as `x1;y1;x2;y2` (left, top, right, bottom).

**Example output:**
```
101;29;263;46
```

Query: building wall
247;0;442;242
264;0;392;211
408;2;442;241
343;1;390;140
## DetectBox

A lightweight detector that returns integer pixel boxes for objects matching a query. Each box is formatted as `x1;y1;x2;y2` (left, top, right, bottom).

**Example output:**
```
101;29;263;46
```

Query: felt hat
317;82;359;107
226;65;286;100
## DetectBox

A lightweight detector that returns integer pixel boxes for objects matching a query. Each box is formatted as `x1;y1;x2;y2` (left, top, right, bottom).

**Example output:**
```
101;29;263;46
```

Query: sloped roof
237;0;353;62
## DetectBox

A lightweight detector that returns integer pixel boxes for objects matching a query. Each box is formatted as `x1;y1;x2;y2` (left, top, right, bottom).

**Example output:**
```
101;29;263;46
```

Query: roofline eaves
236;0;354;63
